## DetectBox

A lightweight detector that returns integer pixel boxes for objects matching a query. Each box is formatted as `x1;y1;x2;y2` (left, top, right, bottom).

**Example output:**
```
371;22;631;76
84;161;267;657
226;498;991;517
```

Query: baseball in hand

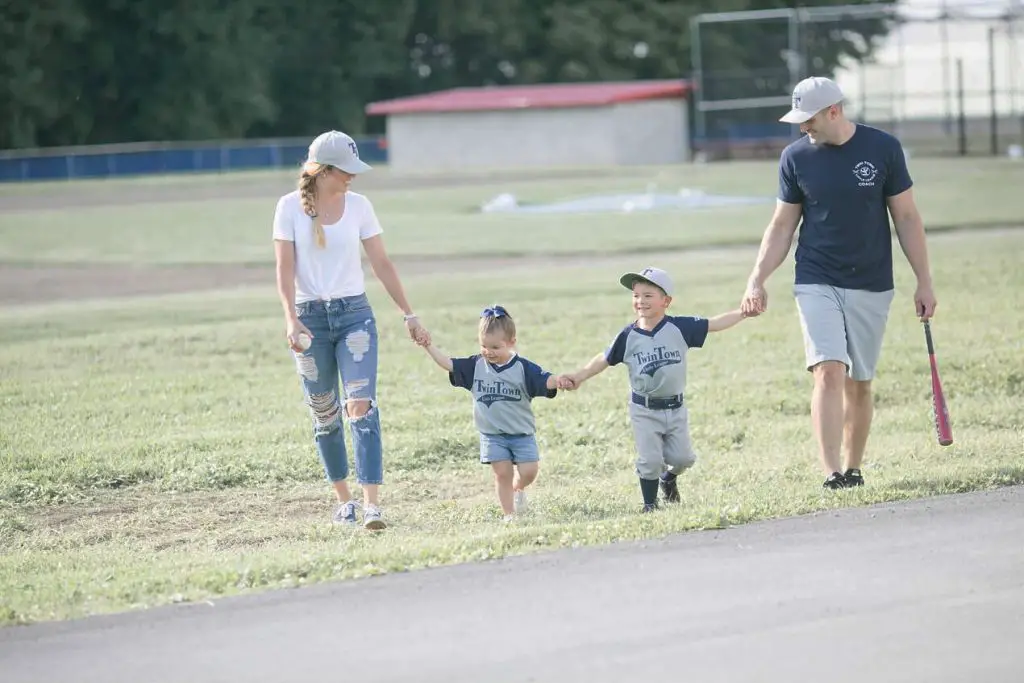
295;332;312;351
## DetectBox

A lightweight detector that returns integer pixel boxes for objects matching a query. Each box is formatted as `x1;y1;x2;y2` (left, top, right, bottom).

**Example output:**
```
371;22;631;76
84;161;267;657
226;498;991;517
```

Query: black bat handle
923;320;936;355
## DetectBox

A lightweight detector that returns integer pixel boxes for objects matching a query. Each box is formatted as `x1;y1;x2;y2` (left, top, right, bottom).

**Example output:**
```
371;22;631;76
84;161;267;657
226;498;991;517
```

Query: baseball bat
923;320;953;446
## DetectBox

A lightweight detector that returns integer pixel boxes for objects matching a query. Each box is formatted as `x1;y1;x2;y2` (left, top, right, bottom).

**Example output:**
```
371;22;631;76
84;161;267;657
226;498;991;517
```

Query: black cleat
660;473;681;503
641;503;659;513
823;471;847;490
843;468;864;487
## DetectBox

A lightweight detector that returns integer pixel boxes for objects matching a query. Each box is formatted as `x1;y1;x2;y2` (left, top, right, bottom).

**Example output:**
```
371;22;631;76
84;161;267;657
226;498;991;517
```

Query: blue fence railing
0;136;389;183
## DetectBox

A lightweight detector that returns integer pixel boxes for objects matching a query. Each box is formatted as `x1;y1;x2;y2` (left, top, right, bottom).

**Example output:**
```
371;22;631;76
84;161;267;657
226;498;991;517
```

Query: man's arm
887;188;937;319
742;200;802;315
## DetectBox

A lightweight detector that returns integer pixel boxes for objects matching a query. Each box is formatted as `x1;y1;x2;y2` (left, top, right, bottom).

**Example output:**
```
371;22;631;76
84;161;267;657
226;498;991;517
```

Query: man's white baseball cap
779;77;845;124
305;130;372;174
620;267;674;296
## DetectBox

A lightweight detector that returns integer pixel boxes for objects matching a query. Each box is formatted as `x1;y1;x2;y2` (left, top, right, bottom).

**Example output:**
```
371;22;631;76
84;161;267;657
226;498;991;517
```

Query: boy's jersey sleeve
604;325;632;366
668;315;709;349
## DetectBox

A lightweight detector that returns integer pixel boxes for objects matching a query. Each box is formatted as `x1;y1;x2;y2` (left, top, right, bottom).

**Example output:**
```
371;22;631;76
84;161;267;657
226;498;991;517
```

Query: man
740;76;938;489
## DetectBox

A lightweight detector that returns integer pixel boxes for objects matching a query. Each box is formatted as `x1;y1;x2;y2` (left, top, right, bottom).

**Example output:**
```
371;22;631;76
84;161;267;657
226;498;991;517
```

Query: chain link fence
690;1;1024;159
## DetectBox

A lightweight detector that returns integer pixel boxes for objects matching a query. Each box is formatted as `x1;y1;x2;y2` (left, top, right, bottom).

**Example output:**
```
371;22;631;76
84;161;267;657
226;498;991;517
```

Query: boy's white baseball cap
620;267;674;296
305;130;372;174
779;77;845;124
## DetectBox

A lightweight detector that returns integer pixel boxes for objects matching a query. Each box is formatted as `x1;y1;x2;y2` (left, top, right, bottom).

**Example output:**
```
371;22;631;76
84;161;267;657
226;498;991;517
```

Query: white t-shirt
272;190;383;304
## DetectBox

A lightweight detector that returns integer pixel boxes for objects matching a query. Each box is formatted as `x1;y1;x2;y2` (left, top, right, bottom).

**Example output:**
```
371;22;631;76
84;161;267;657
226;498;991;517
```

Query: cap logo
642;268;654;276
348;141;359;156
793;95;802;109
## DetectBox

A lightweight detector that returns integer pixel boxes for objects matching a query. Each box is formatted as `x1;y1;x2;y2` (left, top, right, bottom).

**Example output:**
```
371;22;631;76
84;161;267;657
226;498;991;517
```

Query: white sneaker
513;490;528;514
502;514;515;524
363;504;386;531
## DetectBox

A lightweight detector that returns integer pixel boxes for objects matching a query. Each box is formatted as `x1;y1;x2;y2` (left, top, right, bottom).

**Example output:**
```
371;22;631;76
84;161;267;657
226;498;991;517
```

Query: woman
272;130;430;530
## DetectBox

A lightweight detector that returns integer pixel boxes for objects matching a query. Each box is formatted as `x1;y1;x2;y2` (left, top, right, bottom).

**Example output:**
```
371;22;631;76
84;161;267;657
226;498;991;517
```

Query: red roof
365;80;691;116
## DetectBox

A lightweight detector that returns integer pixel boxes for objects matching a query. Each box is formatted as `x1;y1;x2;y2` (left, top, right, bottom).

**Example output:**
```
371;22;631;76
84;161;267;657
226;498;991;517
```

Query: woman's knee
344;398;374;419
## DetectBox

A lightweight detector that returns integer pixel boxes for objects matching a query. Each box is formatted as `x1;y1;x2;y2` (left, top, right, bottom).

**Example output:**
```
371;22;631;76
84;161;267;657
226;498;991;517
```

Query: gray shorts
793;284;895;381
628;402;697;480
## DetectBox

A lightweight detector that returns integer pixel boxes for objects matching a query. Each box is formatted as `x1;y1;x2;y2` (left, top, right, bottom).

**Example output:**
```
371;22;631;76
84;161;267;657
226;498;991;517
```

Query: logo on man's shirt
633;346;683;377
853;161;878;186
474;379;522;407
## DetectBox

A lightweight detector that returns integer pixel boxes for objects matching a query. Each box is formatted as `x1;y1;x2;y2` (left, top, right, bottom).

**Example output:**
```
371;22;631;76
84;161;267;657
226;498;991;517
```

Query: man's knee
811;360;847;389
845;378;873;402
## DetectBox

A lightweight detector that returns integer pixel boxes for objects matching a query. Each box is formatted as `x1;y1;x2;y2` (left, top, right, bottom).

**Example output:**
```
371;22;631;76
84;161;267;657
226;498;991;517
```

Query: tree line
1;0;894;150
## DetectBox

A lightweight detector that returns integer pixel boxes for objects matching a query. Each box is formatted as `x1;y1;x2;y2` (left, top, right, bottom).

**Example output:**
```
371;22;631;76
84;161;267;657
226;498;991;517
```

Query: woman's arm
274;239;311;351
361;235;430;345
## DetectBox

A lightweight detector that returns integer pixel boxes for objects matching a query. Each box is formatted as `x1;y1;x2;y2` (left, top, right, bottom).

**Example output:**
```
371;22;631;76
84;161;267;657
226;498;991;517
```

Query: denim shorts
479;433;540;465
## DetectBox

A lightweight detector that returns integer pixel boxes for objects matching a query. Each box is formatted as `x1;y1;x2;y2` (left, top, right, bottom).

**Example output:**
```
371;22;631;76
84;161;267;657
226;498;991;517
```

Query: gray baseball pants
628;402;697;480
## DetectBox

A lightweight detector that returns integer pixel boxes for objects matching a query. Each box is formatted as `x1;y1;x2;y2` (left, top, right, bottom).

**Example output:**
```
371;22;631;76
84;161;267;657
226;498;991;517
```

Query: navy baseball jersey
778;123;913;292
605;315;709;398
449;354;556;435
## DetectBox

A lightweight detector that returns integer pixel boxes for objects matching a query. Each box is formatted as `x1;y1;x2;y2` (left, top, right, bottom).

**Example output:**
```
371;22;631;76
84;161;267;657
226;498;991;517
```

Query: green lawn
1;158;1022;265
1;227;1022;624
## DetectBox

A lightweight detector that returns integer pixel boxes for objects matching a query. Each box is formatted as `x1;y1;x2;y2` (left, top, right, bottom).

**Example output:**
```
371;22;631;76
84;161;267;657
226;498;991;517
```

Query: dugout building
365;80;692;172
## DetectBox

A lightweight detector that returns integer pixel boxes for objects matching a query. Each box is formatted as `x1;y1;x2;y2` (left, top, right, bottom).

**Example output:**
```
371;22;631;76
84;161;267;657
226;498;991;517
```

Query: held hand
286;319;313;353
405;317;431;346
741;283;767;317
555;374;578;391
915;282;937;321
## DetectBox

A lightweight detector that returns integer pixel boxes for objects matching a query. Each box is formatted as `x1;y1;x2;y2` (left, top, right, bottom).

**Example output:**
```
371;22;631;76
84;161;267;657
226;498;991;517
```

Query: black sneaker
822;471;847;490
843;468;864;487
641;503;659;513
660;473;681;503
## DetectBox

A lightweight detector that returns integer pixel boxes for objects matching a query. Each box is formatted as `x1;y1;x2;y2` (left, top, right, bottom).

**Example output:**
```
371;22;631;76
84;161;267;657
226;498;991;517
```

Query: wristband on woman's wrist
403;313;418;321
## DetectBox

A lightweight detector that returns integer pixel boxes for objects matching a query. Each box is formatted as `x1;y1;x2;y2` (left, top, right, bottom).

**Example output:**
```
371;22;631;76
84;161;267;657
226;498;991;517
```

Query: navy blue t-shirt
778;124;913;291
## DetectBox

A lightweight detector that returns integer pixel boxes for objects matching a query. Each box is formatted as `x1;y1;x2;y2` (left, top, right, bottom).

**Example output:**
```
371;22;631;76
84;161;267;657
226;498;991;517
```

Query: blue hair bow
481;305;508;318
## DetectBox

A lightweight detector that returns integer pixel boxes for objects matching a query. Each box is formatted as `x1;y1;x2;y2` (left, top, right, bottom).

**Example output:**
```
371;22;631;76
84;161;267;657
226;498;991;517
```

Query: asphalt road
4;486;1023;683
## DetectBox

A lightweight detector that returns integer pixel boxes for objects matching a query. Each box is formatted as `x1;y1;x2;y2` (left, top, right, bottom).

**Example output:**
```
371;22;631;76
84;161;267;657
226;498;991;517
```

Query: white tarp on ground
480;190;774;214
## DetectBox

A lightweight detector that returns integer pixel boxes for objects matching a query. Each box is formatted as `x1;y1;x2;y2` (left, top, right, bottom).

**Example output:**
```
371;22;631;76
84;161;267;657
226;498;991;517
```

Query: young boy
567;267;750;512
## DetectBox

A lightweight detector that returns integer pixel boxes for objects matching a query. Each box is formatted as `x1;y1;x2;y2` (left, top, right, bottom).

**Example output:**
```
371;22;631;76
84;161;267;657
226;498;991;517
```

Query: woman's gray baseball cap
620;267;674;296
305;130;372;174
779;77;845;124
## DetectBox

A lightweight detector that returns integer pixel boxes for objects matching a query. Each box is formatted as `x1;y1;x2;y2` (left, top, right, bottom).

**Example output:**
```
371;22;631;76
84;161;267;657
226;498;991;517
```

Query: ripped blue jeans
292;294;382;485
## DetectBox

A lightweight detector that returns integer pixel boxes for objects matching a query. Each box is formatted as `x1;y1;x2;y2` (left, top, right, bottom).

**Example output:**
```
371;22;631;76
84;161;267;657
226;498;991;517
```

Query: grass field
1;158;1023;265
1;157;1022;625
